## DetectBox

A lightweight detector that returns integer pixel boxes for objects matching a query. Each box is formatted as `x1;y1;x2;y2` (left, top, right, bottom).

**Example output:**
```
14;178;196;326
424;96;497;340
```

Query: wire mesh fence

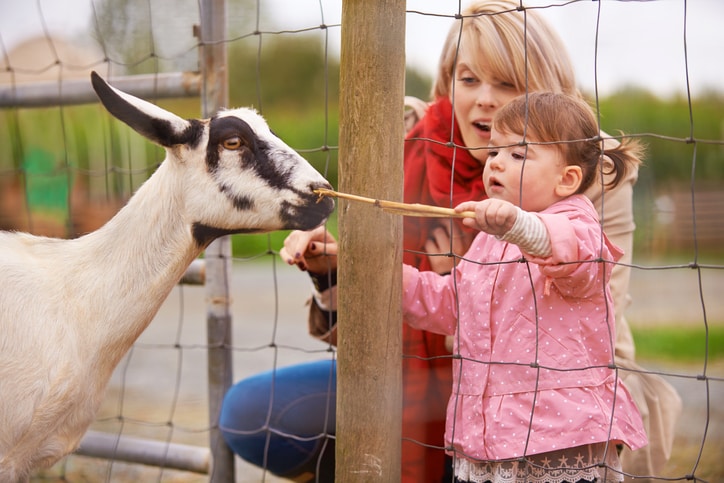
0;1;722;482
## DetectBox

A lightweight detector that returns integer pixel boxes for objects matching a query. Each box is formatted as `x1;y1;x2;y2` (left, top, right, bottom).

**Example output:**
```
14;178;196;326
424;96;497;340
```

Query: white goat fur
0;72;334;481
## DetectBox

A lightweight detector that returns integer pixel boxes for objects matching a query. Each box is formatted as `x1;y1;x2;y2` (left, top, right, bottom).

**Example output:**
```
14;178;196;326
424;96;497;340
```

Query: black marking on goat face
219;184;254;211
206;115;294;190
202;114;334;231
278;187;335;230
191;222;259;248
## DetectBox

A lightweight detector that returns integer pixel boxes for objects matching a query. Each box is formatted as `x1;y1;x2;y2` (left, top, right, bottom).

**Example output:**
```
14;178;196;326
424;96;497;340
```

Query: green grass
631;324;724;363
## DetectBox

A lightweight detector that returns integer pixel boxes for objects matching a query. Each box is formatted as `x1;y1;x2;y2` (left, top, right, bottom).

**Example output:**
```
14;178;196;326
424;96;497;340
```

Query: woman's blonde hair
433;0;578;99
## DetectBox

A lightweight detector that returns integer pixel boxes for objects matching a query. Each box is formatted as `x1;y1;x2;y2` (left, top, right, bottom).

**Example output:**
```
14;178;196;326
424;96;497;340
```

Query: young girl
402;92;648;483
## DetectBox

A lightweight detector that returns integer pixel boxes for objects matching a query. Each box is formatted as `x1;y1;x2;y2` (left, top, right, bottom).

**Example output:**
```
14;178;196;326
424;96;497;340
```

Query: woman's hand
423;221;474;274
457;199;518;237
280;225;338;274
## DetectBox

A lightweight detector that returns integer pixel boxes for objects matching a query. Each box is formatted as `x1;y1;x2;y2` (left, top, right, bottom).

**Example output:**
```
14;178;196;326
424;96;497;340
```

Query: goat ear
91;71;196;148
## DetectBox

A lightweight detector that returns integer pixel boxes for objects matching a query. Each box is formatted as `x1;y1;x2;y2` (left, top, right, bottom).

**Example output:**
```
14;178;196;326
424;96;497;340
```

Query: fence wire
0;1;722;482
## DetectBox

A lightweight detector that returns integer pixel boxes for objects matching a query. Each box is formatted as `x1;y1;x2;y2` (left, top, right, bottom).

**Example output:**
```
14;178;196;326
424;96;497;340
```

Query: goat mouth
279;190;335;230
280;195;334;230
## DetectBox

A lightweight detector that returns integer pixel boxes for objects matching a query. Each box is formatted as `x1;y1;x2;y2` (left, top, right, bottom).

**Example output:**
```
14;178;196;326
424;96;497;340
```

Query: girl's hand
280;225;338;274
457;199;518;237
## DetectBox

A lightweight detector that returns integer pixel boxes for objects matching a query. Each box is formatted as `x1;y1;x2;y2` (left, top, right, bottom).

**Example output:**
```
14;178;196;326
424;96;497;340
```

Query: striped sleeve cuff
497;207;552;257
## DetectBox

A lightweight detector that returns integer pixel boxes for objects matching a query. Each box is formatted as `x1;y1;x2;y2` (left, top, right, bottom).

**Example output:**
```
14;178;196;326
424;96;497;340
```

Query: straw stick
314;188;476;219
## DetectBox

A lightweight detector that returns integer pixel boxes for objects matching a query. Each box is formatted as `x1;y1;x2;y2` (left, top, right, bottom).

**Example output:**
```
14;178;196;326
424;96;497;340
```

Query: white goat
0;71;334;482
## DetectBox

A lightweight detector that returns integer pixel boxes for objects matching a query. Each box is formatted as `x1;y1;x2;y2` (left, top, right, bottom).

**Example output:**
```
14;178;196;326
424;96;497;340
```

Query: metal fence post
199;0;235;481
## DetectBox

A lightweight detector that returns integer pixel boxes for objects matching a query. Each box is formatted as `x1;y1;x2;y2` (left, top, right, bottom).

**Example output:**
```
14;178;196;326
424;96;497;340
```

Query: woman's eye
456;70;478;85
223;137;242;150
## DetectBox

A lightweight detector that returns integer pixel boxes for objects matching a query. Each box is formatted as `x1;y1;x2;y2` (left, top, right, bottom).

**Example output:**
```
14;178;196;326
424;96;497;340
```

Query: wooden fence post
337;0;406;480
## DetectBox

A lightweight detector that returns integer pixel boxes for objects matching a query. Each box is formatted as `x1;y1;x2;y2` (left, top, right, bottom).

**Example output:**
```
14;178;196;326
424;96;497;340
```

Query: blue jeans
220;359;337;479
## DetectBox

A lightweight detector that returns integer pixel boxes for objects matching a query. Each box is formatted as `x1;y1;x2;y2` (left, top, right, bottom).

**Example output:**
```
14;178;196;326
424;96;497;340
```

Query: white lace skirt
454;443;624;483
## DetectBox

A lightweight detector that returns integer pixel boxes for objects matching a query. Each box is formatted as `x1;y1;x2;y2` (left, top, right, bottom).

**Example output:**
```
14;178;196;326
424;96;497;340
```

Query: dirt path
627;261;724;326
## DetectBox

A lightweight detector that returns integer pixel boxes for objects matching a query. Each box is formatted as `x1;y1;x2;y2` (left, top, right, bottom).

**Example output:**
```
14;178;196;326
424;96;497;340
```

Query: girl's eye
223;137;242;150
512;152;526;161
487;150;498;158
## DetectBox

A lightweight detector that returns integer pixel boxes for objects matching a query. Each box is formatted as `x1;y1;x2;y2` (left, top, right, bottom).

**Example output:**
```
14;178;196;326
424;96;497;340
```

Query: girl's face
451;50;521;163
483;128;570;213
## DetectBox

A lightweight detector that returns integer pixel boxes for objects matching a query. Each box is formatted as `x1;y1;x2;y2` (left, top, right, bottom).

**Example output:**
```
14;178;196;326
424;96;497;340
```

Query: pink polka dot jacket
402;194;648;462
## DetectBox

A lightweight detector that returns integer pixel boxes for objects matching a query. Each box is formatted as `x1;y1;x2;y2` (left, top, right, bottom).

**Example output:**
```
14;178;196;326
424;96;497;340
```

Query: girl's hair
433;0;578;99
493;92;643;192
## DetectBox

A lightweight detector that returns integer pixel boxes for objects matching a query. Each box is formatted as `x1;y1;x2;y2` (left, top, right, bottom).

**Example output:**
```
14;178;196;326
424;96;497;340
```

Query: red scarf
402;96;487;271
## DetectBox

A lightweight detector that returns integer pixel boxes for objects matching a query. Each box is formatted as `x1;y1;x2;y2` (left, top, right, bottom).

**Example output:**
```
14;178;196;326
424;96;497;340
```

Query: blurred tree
405;67;432;101
228;33;339;113
599;88;724;183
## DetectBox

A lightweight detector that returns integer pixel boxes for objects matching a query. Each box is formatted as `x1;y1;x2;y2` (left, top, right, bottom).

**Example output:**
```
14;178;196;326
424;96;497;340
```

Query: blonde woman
223;2;681;481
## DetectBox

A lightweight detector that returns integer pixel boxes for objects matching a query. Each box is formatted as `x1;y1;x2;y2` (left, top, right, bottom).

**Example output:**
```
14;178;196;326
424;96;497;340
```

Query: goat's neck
77;162;202;364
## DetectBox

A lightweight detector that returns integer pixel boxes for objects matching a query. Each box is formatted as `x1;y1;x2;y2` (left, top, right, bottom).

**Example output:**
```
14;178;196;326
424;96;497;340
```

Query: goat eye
223;137;242;150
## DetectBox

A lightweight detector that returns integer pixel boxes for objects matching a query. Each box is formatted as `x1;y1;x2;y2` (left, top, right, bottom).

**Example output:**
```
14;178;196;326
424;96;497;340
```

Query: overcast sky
406;0;724;98
1;0;722;98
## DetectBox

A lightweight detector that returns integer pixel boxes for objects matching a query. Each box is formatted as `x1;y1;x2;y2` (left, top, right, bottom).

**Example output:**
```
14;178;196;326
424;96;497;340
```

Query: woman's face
451;50;521;163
